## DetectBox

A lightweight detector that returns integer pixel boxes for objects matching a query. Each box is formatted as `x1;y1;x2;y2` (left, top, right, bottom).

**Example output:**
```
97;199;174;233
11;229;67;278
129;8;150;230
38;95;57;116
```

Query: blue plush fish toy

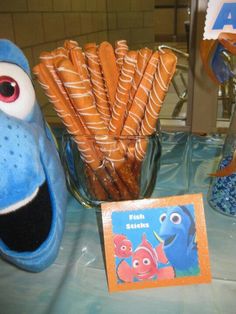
157;206;199;274
0;39;67;272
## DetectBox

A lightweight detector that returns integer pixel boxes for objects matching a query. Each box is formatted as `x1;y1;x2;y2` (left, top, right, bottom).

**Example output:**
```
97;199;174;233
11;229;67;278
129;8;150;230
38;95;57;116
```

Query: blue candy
209;156;236;216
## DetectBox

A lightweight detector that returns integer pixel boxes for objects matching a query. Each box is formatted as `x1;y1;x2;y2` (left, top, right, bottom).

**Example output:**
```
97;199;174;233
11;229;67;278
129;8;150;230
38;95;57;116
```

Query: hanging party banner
204;0;236;39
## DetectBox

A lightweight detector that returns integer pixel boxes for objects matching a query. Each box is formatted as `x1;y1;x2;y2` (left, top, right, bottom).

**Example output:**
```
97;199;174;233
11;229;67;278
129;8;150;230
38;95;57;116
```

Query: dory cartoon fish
113;234;132;258
117;233;174;282
0;39;67;272
157;206;199;273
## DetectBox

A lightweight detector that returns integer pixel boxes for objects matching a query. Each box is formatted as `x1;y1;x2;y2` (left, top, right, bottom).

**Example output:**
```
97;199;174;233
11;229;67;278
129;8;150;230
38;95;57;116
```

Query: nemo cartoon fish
113;234;132;258
117;233;175;282
156;206;199;274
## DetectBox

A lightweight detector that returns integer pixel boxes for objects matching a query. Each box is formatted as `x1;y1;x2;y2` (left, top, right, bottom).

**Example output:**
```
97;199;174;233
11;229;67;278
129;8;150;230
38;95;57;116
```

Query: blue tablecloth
1;132;236;314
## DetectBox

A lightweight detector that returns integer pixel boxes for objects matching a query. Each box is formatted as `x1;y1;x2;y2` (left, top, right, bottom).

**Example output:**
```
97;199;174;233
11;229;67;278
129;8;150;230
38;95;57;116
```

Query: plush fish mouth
0;181;52;252
164;235;176;247
0;188;39;215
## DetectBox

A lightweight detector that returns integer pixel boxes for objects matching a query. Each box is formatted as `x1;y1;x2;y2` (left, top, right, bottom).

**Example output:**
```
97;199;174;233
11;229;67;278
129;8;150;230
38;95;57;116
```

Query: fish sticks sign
102;194;211;292
204;0;236;39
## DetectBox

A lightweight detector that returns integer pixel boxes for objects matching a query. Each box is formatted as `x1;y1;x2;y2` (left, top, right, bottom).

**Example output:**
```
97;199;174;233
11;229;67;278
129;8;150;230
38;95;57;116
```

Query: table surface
0;132;236;314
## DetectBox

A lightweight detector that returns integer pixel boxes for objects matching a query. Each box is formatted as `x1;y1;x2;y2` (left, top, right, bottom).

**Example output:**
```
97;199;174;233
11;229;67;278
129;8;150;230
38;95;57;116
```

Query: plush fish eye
133;260;139;268
143;258;151;265
159;213;167;223
0;76;19;103
121;245;126;251
0;62;35;119
170;213;182;224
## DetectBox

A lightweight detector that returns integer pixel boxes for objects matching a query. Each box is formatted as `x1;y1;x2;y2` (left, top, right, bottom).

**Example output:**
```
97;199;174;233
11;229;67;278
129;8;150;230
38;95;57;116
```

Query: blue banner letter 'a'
212;3;236;30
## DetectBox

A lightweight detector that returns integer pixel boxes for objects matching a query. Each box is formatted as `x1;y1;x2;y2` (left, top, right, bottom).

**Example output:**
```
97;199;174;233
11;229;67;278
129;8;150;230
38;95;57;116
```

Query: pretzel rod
84;42;96;50
98;41;119;108
122;51;160;136
64;39;79;50
40;51;70;102
69;46;92;91
53;58;135;188
77;135;122;200
34;40;178;203
109;50;138;135
33;63;102;168
51;47;69;61
134;137;149;162
115;40;128;71
135;50;177;161
55;58;108;135
34;63;123;200
128;47;152;110
84;43;111;125
92;134;139;198
40;52;93;137
55;58;133;168
116;164;139;197
51;58;138;198
127;140;137;161
104;161;132;200
141;50;177;135
84;162;108;201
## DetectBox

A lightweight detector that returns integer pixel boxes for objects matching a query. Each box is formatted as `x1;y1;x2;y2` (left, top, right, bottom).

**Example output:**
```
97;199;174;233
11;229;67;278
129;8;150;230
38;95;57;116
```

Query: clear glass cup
208;106;236;216
60;132;162;209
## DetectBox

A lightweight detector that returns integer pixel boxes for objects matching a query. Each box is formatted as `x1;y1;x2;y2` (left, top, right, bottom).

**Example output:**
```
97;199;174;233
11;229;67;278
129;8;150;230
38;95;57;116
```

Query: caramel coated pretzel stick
33;63;101;169
34;63;121;200
84;43;111;126
109;50;138;135
84;163;108;200
64;39;79;50
128;47;152;111
69;46;91;91
40;51;92;136
55;58;132;167
98;41;119;108
115;40;128;71
51;47;69;62
55;58;108;135
135;50;177;161
39;51;70;103
141;50;177;135
55;58;138;194
53;60;137;195
122;51;160;136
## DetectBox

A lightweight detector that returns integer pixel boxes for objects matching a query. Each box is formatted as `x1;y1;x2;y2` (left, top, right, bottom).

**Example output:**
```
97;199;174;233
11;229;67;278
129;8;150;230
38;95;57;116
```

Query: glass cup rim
62;131;161;140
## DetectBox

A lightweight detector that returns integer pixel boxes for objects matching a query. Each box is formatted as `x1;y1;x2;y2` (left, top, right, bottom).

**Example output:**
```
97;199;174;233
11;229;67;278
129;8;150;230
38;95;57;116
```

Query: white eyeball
133;260;139;268
159;213;167;223
143;258;151;265
170;212;182;224
0;62;35;119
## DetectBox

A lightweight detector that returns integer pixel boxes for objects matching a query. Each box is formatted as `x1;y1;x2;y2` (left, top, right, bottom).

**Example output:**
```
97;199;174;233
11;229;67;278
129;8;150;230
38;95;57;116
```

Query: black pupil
0;81;15;97
173;215;179;222
161;215;166;222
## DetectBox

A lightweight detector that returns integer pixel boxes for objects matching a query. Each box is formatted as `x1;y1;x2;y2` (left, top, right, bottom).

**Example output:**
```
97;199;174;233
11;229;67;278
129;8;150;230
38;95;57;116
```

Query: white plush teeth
0;187;39;215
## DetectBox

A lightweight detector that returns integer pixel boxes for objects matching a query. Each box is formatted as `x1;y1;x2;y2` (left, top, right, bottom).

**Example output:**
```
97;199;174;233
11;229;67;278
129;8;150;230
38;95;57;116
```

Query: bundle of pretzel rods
33;39;177;201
